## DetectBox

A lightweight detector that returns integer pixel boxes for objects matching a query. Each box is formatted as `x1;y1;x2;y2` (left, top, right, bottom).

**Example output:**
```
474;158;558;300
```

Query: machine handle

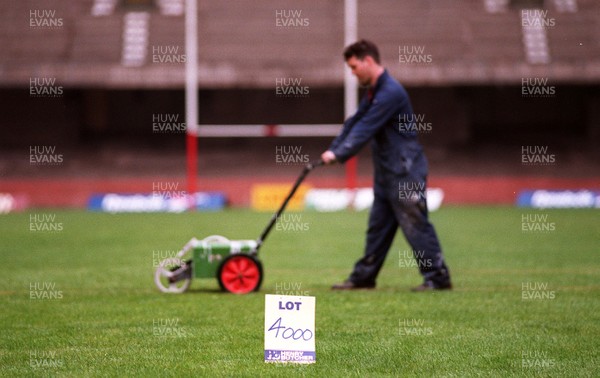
307;159;324;170
256;158;323;251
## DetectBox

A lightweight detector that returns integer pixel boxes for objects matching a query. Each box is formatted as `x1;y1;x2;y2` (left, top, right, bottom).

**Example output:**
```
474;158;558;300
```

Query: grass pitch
0;207;598;377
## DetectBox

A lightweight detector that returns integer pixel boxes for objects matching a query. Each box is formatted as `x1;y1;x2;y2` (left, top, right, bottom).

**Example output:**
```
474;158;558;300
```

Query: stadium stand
1;0;597;90
2;0;599;87
0;1;599;208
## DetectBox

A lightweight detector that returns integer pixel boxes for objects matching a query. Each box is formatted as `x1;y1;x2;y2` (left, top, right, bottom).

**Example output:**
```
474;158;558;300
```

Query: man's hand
321;150;337;165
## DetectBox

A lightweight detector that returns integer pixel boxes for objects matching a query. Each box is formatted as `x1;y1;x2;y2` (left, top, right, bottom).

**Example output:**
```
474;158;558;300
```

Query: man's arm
322;99;371;164
328;107;364;152
329;93;400;163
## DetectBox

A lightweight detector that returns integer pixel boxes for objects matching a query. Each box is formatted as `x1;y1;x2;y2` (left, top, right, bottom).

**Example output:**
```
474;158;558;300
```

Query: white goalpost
184;0;359;202
185;0;198;199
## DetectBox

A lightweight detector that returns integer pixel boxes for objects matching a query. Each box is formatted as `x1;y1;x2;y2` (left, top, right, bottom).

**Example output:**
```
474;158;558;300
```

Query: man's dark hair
343;39;381;64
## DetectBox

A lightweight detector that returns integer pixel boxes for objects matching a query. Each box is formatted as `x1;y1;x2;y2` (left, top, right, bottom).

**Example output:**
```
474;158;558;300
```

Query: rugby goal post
184;0;359;201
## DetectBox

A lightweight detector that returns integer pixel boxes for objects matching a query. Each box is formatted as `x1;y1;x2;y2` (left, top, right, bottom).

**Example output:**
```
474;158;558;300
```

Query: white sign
304;187;443;212
264;294;316;363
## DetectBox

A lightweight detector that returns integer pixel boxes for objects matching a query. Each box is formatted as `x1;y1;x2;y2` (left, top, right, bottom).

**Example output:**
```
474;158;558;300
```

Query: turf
0;207;598;377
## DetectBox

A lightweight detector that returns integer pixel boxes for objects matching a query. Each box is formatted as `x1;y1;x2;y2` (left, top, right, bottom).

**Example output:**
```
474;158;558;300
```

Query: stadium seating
1;0;599;87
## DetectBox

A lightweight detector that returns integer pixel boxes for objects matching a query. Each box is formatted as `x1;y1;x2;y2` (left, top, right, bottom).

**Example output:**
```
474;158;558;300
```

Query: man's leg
393;179;451;289
346;194;398;287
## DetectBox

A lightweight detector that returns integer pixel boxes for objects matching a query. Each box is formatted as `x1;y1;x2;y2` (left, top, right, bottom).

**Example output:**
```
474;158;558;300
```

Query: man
321;40;452;292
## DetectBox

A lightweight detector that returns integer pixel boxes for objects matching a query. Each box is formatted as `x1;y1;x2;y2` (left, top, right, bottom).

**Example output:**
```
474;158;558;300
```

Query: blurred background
1;0;599;211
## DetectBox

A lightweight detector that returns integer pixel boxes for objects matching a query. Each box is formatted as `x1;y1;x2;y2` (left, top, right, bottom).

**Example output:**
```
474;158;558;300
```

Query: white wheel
154;257;192;294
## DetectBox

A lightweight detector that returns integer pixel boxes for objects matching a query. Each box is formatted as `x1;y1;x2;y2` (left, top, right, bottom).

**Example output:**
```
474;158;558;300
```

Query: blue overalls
329;70;451;288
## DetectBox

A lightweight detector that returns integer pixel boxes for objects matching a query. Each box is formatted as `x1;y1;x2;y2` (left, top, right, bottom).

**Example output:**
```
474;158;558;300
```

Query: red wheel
217;254;263;294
